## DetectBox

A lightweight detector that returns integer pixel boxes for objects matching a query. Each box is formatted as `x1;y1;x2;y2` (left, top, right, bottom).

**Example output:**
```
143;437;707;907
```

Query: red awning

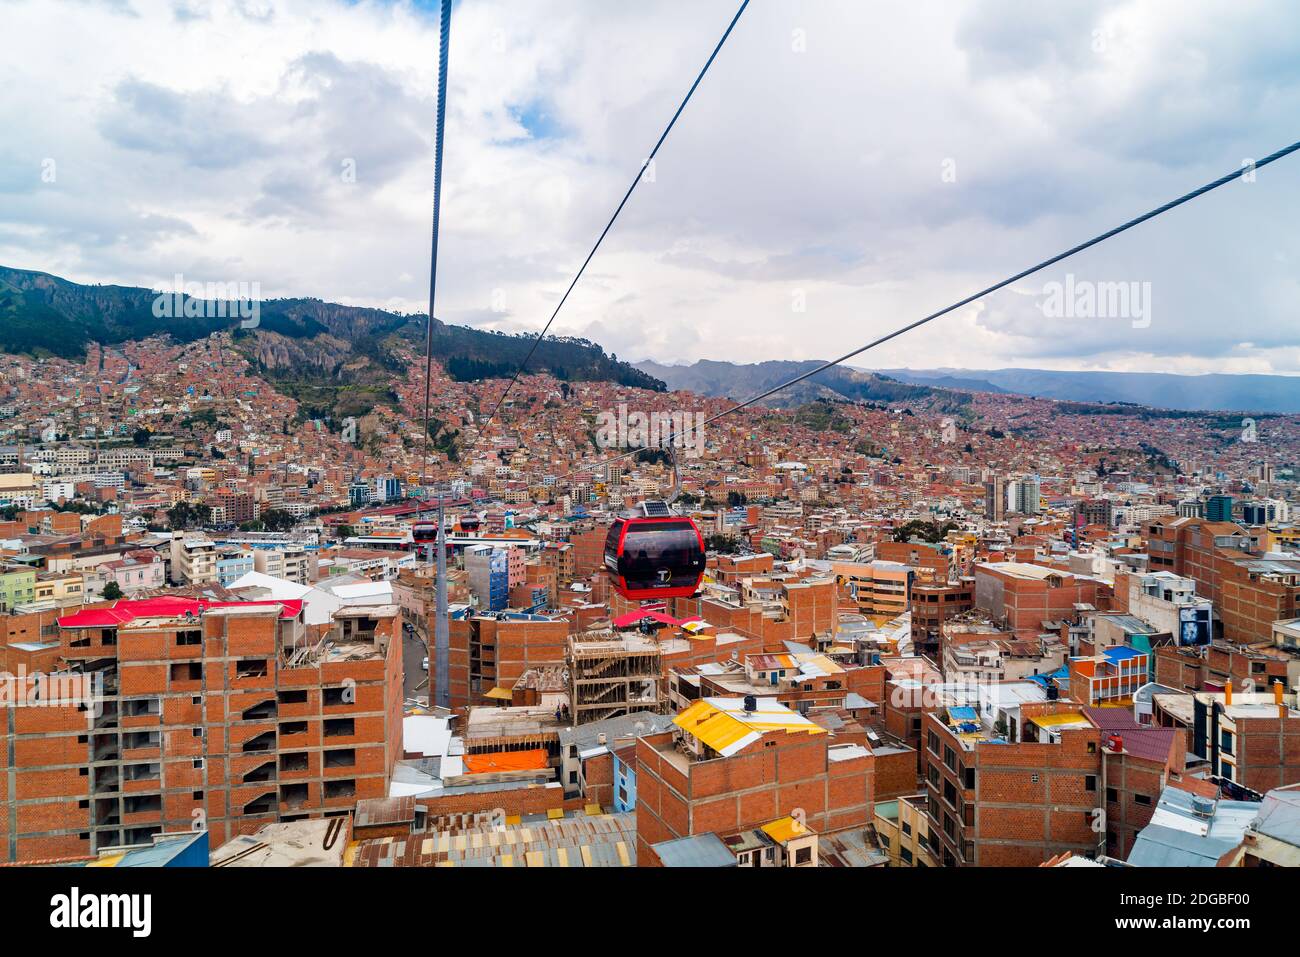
611;609;704;629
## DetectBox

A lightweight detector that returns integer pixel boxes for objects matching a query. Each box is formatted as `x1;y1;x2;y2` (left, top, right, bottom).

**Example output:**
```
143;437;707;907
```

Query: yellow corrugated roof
762;815;814;844
483;686;513;700
673;697;825;756
1029;712;1088;729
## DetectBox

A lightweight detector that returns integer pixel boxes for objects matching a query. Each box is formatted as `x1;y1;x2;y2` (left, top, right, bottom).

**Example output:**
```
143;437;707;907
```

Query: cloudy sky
5;0;1300;375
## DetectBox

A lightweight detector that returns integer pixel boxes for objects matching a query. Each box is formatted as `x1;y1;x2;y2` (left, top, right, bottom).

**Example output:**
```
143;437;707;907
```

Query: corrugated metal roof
1129;786;1259;866
1254;786;1300;847
651;833;737;868
762;816;813;844
351;812;637;867
557;711;674;751
674;697;825;757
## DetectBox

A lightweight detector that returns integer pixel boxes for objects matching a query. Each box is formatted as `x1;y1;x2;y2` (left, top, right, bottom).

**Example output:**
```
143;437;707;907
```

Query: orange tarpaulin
462;748;549;774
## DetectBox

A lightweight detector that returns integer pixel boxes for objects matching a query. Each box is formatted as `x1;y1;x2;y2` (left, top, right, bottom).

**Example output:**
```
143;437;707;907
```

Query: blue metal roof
652;833;737;868
1128;824;1238;867
1128;787;1259;867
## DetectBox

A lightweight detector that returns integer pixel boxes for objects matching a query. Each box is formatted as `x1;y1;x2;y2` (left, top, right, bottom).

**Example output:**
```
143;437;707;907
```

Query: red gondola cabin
604;514;706;600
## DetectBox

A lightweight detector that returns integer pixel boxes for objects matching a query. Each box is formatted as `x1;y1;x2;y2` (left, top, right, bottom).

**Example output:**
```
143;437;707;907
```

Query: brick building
1162;686;1300;794
1155;640;1292;694
636;696;876;864
910;577;975;660
922;700;1103;866
1146;518;1300;642
973;562;1105;636
1082;707;1188;860
444;614;570;714
0;595;403;863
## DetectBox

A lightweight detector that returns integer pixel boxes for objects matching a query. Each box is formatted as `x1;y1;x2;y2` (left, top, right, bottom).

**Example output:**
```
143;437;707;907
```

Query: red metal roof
58;596;303;629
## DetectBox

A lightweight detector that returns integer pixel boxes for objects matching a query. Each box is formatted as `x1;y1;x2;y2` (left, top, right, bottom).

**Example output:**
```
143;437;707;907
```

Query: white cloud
3;0;1300;374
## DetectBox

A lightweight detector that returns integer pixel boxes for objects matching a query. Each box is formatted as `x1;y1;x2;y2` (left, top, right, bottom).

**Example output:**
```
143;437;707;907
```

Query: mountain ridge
633;358;970;412
0;265;665;420
636;358;1300;414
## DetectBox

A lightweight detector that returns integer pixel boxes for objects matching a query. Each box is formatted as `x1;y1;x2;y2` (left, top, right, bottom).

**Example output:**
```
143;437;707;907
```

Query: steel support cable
474;0;752;443
561;140;1300;479
420;0;454;491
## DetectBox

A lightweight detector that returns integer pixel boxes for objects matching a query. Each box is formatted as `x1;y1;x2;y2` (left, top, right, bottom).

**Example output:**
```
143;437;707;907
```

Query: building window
794;847;812;865
1085;775;1097;792
323;779;356;800
323;717;354;738
236;659;268;679
324;749;356;768
1134;793;1152;806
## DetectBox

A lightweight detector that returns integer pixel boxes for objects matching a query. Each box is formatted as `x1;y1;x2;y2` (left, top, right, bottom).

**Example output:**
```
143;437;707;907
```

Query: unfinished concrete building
567;633;665;725
1;595;403;863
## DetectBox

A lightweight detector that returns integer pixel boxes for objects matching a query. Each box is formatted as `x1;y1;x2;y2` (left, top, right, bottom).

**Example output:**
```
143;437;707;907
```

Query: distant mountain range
637;359;1300;414
0;266;663;420
874;367;1300;414
8;265;1293;419
633;359;969;412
